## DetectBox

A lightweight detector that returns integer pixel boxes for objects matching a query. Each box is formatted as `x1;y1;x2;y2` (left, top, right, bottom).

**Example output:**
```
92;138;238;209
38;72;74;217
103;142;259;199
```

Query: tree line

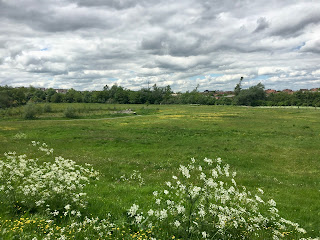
1;83;320;108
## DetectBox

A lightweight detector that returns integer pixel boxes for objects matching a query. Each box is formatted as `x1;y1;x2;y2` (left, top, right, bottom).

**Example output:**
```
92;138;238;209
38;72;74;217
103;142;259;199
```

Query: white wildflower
179;165;190;178
159;209;167;220
268;199;277;206
174;220;181;227
297;227;307;234
255;195;264;203
52;210;59;216
198;208;206;217
176;205;185;213
128;204;139;217
257;188;264;194
212;169;218;178
202;231;208;238
148;209;154;216
204;157;213;165
135;215;143;224
190;186;201;198
200;172;206;180
173;220;181;227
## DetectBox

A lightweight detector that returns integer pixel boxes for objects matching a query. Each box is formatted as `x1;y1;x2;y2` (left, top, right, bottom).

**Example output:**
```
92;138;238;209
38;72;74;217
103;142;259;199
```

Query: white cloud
0;0;320;91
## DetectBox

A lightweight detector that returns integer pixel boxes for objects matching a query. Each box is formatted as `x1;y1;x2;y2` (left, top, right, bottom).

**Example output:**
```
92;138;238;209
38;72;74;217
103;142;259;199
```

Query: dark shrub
64;106;77;118
23;103;38;119
43;104;52;113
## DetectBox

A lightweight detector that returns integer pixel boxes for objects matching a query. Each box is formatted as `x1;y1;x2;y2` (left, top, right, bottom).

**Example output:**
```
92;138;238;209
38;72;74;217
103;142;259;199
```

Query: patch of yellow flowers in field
0;216;54;237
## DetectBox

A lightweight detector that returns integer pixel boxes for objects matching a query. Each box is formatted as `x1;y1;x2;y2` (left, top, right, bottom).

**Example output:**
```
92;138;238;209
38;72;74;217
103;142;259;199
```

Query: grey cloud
300;40;320;54
253;17;269;33
141;33;204;57
141;34;169;55
271;12;320;37
0;1;113;32
73;0;138;9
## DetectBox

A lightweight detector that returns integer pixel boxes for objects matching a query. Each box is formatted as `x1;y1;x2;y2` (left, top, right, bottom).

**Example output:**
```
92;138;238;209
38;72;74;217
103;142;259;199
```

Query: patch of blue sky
40;47;49;51
209;73;223;77
253;75;270;80
292;42;305;51
108;77;117;81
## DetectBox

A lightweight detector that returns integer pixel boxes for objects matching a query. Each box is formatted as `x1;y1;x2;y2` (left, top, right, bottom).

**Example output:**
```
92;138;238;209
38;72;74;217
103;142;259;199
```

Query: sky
0;0;320;92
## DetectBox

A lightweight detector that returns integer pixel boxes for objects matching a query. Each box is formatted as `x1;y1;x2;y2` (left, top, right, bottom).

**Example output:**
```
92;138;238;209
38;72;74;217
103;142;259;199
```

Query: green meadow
0;103;319;238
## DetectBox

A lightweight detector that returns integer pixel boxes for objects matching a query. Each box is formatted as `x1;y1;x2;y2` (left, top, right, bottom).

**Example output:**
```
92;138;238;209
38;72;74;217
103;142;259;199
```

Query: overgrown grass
0;104;319;238
0;103;157;120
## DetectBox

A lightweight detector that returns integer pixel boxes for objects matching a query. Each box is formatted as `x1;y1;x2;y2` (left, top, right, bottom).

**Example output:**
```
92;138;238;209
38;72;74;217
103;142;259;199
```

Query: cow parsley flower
174;220;181;227
179;165;190;178
128;204;139;217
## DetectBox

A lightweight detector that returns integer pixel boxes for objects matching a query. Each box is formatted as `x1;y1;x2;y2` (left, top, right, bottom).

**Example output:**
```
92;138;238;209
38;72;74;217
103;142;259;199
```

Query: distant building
310;88;320;92
55;89;68;94
265;89;277;94
282;89;294;94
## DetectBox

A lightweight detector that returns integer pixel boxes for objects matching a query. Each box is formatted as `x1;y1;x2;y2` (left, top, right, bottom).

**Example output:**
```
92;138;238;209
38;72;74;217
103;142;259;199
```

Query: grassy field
0;103;319;238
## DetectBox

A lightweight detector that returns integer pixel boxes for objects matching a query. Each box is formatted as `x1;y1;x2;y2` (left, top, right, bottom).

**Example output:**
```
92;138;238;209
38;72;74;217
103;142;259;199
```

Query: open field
0;103;319;238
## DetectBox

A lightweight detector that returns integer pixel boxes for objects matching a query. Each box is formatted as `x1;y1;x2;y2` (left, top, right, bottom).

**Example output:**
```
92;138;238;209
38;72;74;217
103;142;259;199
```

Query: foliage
0;105;319;238
3;83;320;107
23;103;40;119
0;215;157;240
64;106;78;118
0;141;318;239
234;76;243;96
128;157;309;239
43;104;52;113
234;83;266;106
0;141;99;217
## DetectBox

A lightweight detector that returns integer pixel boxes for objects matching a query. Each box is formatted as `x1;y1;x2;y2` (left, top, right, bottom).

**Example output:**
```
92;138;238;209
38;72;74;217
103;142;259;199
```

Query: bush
64;106;77;118
128;157;309;239
43;104;52;113
23;103;38;119
0;141;99;217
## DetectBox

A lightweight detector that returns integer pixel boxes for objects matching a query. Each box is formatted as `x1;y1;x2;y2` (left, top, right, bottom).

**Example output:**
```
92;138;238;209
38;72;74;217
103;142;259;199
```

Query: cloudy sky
0;0;320;92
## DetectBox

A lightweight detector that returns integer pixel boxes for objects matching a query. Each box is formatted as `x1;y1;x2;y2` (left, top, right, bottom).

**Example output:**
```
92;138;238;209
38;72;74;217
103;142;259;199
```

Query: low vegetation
0;104;319;239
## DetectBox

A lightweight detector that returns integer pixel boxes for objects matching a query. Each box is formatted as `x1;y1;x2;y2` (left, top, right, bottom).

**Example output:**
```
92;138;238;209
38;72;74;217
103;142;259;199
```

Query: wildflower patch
128;157;314;240
0;141;99;218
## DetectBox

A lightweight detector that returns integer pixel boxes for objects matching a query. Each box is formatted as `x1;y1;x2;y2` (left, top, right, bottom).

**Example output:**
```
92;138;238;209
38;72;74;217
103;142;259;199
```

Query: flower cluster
13;132;27;140
0;142;99;217
128;157;310;240
0;216;155;240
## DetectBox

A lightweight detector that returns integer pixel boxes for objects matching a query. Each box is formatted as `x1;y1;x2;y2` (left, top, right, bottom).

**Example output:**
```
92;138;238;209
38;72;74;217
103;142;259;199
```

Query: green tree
234;82;266;106
51;93;64;103
45;88;57;102
234;77;243;96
